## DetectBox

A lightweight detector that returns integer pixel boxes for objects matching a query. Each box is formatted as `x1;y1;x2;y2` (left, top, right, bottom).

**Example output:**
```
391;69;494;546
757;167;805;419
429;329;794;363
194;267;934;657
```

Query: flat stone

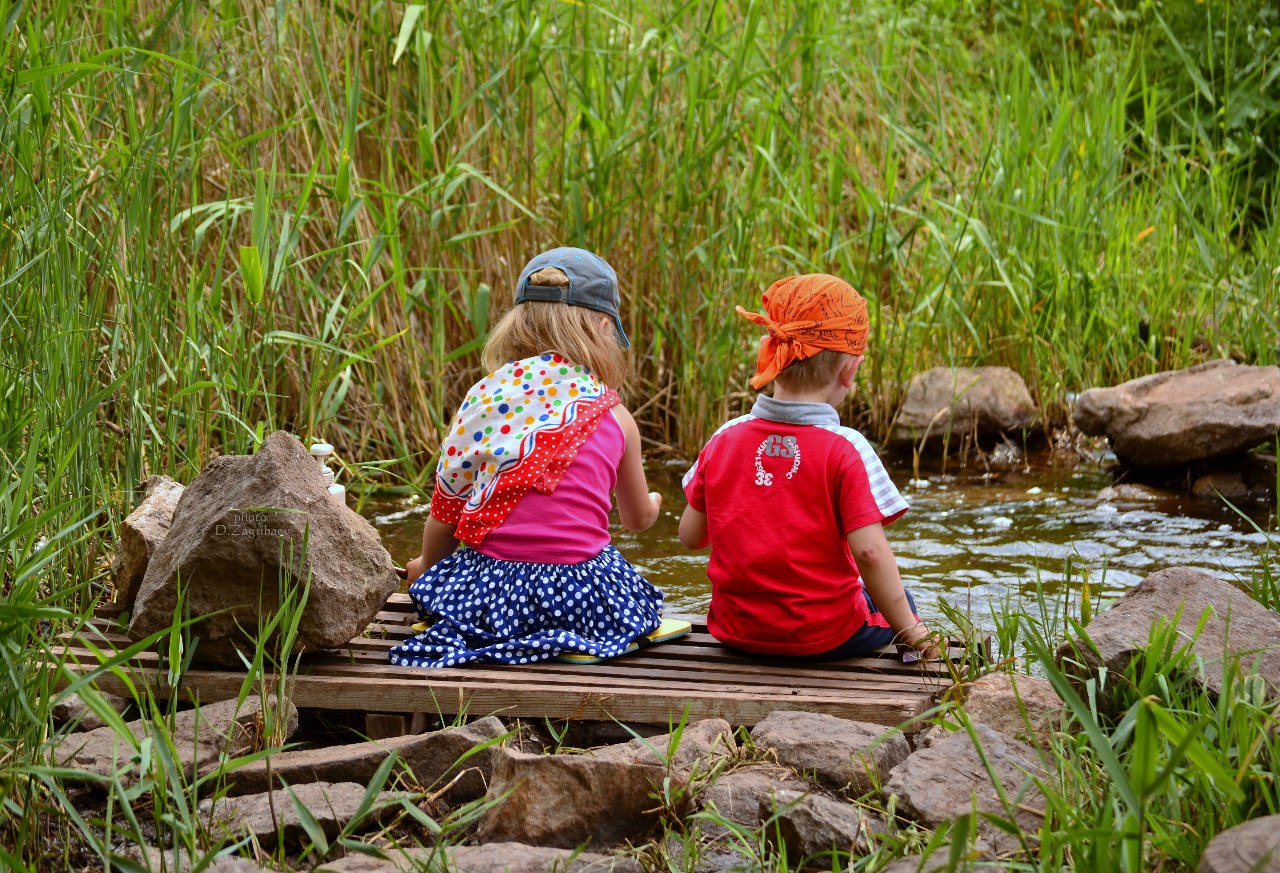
1199;815;1280;872
589;718;735;774
959;673;1064;745
1073;360;1280;467
692;763;811;842
1056;566;1280;699
225;715;506;803
888;367;1038;450
112;475;184;613
120;844;269;872
449;843;643;873
763;789;882;860
129;431;398;665
52;690;131;733
59;695;297;786
315;843;642;873
199;781;399;850
749;711;909;797
476;748;679;849
884;724;1045;856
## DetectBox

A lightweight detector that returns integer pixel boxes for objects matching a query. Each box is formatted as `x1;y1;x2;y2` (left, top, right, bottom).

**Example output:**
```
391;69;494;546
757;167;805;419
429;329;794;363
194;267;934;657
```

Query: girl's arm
405;516;460;581
846;521;939;659
611;405;662;531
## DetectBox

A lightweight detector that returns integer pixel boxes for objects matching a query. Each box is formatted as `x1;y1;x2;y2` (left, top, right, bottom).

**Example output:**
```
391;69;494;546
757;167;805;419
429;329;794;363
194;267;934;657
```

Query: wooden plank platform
51;594;966;729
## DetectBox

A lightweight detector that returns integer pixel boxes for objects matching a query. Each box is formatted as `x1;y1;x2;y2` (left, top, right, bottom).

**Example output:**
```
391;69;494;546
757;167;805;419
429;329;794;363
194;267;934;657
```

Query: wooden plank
52;637;953;694
59;661;933;727
51;644;940;705
62;624;962;683
61;601;963;729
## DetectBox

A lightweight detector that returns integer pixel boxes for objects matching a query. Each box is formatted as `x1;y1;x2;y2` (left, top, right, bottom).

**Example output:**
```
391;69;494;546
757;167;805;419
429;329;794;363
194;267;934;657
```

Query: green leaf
393;5;425;66
239;245;264;305
286;783;330;855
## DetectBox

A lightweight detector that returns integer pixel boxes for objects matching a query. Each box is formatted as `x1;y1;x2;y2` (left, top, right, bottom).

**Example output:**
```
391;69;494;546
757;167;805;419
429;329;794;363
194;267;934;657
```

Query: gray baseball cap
514;247;630;348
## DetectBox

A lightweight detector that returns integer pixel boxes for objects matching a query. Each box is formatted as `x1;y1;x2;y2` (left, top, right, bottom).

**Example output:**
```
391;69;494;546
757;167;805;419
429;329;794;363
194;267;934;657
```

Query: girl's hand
649;491;663;514
404;555;425;583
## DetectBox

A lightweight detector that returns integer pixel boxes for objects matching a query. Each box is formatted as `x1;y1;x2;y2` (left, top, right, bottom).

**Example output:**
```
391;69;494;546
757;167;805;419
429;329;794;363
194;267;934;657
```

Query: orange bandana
735;274;870;390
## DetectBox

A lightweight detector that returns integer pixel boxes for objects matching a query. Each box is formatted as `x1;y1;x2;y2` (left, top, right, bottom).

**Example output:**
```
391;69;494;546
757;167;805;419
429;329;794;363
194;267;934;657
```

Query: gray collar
750;394;840;427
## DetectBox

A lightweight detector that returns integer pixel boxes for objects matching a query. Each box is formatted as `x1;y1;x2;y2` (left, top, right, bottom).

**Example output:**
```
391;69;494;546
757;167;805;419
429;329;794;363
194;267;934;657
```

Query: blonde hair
483;267;629;388
773;349;847;393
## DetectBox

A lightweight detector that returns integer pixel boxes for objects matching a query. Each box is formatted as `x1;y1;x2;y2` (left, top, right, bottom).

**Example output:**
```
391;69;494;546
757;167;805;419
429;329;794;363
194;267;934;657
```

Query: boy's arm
846;521;937;657
405;516;460;581
679;505;710;549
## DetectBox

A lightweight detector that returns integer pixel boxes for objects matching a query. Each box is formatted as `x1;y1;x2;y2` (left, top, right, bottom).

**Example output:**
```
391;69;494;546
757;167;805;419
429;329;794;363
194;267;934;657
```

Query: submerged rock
1073;360;1280;468
112;475;184;613
888;367;1038;452
1056;566;1280;699
128;431;398;664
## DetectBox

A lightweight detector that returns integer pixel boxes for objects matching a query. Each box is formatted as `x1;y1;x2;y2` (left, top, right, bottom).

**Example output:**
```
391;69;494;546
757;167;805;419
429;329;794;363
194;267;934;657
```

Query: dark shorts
788;587;921;662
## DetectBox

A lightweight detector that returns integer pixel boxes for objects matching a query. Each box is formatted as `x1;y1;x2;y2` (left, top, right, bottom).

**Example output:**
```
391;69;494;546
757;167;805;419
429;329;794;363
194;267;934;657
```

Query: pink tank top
475;411;624;564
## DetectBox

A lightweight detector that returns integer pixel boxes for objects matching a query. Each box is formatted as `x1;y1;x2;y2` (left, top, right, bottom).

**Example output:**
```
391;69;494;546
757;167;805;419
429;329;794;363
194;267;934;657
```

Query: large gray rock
224;715;506;802
200;781;399;850
692;763;811;842
112;475;184;613
749;711;909;797
59;695;297;786
1073;360;1280;467
959;673;1064;746
885;724;1045;856
888;367;1038;450
476;748;679;849
590;718;735;775
1199;815;1280;873
1056;567;1280;699
128;431;399;664
763;789;882;860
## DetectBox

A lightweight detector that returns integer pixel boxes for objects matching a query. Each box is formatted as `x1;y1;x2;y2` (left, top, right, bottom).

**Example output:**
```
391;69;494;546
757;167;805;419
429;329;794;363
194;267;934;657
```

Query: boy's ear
839;354;863;388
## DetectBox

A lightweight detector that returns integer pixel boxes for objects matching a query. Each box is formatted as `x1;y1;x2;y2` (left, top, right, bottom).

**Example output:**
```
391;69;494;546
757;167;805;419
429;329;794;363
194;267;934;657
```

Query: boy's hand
898;622;942;662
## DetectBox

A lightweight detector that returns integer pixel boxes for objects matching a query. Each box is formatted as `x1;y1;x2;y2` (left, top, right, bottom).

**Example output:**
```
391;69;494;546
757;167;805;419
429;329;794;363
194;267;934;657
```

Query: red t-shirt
683;397;909;655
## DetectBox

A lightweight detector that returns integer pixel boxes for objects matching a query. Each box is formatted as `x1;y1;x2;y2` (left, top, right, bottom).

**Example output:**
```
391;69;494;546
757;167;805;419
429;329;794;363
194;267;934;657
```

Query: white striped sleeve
818;425;910;522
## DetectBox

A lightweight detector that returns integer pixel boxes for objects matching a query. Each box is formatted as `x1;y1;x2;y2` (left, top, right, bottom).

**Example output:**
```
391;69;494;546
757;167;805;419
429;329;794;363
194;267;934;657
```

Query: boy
678;274;936;660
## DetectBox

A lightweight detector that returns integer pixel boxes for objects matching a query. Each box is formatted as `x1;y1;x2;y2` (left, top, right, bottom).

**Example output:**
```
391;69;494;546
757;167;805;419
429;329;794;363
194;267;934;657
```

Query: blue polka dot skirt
388;545;664;668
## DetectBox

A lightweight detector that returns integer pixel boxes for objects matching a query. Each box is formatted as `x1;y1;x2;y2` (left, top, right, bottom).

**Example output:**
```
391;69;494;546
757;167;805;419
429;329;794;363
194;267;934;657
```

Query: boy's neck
770;384;842;408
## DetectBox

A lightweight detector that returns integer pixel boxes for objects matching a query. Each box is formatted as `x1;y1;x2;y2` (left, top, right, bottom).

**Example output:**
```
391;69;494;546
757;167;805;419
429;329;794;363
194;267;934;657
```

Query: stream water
364;453;1276;630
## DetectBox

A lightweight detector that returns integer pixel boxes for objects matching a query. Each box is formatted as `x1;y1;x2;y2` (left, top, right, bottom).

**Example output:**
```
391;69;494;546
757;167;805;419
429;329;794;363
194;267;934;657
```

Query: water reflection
366;454;1276;630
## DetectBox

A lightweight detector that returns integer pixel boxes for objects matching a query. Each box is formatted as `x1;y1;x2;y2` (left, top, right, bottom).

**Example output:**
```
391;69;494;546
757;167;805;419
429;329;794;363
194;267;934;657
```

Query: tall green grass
2;1;1279;868
4;0;1277;498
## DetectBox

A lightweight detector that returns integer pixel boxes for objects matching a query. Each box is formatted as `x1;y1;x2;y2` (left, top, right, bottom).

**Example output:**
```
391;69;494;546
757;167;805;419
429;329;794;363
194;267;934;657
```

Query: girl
389;247;665;668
